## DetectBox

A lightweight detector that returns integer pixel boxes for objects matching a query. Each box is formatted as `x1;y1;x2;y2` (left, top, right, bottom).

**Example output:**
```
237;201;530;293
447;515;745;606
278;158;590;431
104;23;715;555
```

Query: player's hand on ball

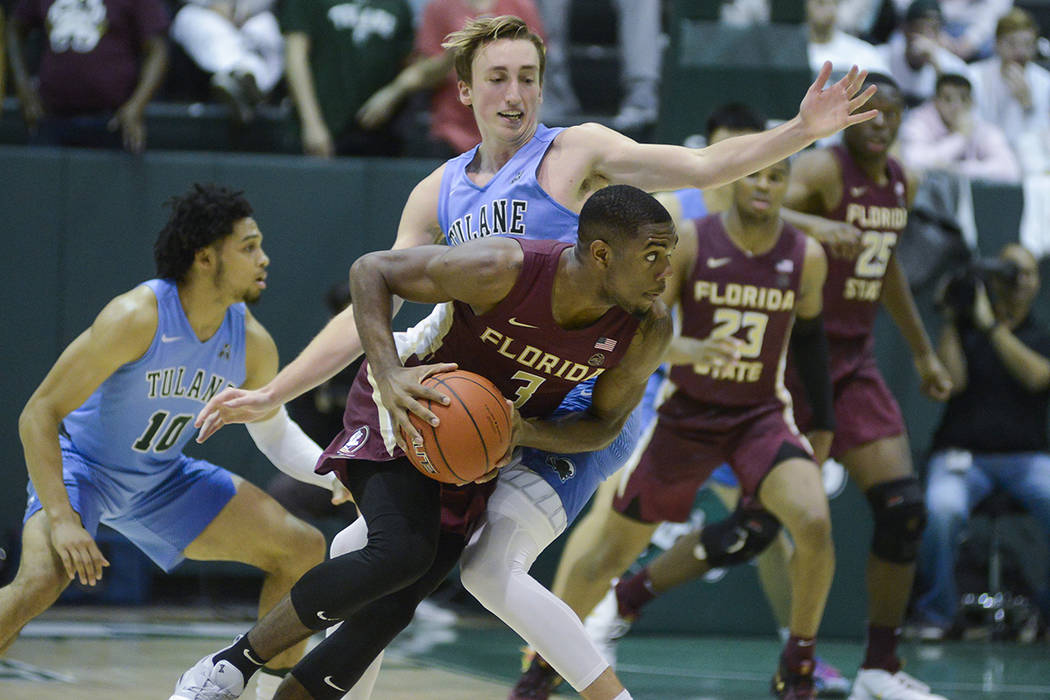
376;362;458;451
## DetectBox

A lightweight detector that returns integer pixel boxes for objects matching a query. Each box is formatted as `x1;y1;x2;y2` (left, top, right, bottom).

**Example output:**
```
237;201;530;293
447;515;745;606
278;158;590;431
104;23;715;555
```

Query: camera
939;256;1020;322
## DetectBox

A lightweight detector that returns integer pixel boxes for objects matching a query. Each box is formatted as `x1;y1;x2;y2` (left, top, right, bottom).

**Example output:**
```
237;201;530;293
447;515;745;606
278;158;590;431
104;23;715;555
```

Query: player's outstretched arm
237;312;349;502
518;309;674;454
349;237;522;449
194;165;448;442
580;63;877;194
18;287;156;586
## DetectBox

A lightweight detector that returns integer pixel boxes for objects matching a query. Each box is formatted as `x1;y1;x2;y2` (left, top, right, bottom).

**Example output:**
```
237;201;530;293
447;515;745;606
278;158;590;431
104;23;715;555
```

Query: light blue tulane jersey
438;124;579;245
62;279;247;478
521;368;667;523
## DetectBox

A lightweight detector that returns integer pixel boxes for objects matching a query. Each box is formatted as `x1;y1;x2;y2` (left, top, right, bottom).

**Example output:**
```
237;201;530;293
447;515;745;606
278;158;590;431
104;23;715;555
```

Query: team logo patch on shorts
545;455;576;482
337;427;369;456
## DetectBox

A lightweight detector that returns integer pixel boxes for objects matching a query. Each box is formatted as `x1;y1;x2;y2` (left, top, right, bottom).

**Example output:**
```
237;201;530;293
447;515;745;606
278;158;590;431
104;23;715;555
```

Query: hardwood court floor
3;605;1049;699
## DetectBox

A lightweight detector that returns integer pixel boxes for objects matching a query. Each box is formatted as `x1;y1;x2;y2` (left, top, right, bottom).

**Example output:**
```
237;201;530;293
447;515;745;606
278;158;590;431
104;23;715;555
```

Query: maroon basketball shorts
611;395;811;524
789;352;905;459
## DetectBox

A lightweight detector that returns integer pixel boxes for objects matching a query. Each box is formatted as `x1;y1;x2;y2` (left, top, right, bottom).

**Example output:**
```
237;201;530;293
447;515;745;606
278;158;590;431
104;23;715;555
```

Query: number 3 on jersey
132;410;194;452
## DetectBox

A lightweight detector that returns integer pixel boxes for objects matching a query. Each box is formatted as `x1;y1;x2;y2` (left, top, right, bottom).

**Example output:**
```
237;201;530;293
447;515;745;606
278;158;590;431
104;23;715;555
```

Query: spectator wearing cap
900;72;1020;182
878;0;970;107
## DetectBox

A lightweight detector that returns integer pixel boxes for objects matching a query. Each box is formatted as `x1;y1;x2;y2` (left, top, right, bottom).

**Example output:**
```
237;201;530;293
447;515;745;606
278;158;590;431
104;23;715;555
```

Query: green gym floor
2;605;1047;698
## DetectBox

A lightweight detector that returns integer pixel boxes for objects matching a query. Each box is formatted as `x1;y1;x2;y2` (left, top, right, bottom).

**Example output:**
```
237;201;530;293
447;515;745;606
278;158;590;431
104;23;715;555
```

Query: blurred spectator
970;8;1050;163
414;0;544;156
281;0;414;157
836;0;883;38
266;280;360;523
170;1;283;126
878;0;969;107
914;244;1050;636
899;72;1020;183
6;0;169;153
537;0;659;131
806;0;890;76
940;0;1013;61
719;0;769;27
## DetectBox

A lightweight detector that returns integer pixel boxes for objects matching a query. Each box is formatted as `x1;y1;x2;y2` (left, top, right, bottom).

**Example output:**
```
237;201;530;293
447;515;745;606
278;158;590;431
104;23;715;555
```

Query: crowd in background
0;0;1044;173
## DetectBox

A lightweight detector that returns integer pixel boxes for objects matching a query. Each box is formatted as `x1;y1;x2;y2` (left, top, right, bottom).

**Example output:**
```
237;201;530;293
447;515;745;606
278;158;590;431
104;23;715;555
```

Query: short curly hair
154;183;253;282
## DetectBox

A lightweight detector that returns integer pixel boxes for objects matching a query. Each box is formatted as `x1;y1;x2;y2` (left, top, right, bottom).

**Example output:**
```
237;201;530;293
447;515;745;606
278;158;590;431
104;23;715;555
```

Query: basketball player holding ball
172;185;676;700
178;15;876;699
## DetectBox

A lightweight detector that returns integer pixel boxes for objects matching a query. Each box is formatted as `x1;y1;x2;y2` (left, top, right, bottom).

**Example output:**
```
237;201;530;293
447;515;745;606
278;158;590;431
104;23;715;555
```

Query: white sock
778;626;791;644
613;690;633;700
255;671;282;700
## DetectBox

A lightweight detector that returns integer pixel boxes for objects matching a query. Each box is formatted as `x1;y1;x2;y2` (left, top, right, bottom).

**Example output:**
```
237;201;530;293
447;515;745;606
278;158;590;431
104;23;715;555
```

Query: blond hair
996;7;1038;39
442;15;546;85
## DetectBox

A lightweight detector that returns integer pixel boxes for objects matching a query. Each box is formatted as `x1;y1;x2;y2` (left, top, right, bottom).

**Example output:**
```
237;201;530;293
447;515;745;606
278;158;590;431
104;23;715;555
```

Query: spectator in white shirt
970;8;1050;160
879;0;970;107
806;0;890;76
900;72;1020;182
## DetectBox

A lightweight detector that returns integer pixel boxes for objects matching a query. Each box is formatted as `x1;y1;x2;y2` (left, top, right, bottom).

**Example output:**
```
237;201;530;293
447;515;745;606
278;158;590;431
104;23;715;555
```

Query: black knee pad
866;476;926;564
697;506;782;567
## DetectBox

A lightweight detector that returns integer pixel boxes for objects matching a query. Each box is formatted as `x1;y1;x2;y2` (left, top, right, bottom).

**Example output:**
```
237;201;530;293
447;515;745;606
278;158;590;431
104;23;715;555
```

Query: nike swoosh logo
316;610;339;621
508;317;539;329
707;257;731;268
324;675;349;692
850;186;868;197
243;648;264;665
161;334;182;343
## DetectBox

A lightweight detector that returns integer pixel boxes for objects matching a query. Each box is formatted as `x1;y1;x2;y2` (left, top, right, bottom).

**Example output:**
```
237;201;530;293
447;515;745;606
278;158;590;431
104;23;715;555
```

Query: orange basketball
401;370;513;484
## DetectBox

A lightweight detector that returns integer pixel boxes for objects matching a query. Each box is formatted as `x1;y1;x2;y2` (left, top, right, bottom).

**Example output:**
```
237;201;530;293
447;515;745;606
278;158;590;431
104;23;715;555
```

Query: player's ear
588;239;612;268
194;244;216;270
458;80;472;107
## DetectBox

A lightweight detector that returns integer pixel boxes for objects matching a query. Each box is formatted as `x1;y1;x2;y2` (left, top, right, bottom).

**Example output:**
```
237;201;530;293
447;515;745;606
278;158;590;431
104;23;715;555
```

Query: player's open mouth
256;276;267;289
750;198;771;210
498;111;524;122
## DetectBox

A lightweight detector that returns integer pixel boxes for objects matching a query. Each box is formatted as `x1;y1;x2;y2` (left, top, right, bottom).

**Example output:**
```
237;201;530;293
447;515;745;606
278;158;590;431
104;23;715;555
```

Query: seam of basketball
454;375;512;440
433;375;489;481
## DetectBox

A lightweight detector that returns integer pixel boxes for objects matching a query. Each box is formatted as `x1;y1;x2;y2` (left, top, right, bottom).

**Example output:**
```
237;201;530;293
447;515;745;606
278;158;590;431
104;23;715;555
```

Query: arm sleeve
245;406;336;490
790;314;836;432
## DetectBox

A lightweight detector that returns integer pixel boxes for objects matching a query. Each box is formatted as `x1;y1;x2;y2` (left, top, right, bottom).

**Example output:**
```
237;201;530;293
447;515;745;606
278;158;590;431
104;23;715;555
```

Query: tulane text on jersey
446;199;528;245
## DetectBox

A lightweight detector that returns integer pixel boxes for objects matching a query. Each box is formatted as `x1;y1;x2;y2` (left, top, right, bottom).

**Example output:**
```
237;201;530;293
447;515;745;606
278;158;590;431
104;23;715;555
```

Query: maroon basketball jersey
821;145;909;342
668;214;808;408
331;238;642;464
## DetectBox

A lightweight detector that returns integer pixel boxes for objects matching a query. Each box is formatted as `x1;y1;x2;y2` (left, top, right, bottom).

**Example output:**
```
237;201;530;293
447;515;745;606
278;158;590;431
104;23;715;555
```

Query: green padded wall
657;5;812;145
